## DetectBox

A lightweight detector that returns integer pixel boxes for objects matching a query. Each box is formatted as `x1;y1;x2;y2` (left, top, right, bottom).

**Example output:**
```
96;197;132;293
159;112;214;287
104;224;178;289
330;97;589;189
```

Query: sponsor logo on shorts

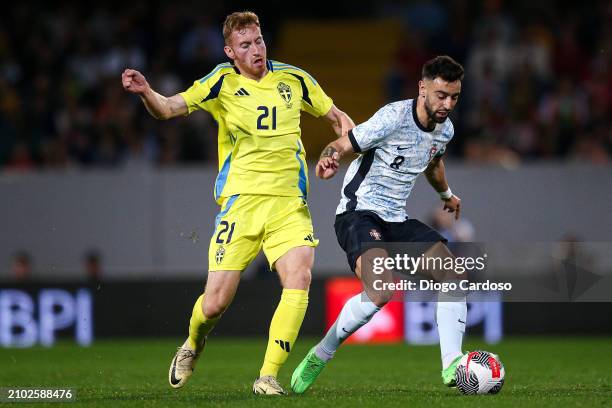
304;234;315;243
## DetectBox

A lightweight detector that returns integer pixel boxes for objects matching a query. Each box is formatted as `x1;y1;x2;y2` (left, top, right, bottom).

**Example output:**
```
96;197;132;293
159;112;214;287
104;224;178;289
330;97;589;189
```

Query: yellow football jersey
180;60;333;202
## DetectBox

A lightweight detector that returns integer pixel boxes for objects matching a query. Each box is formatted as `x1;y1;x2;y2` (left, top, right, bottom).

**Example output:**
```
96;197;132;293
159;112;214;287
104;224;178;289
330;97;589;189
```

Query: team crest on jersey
215;246;225;264
369;229;382;241
277;82;292;107
429;145;438;161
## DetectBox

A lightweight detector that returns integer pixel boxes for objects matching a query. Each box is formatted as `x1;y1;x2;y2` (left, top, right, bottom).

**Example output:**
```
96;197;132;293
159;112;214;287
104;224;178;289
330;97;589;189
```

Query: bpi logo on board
404;294;503;345
0;288;93;347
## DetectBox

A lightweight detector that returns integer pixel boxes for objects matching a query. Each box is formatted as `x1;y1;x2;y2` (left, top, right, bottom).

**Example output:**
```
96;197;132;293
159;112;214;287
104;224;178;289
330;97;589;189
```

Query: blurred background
1;0;611;347
2;0;612;171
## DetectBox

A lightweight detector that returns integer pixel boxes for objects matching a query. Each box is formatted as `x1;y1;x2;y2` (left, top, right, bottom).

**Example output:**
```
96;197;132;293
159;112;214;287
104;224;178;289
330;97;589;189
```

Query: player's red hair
223;11;260;45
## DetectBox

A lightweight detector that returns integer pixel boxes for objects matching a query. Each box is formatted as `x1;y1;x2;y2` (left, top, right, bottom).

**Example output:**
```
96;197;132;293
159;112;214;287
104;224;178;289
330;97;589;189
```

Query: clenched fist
122;69;150;94
316;152;339;179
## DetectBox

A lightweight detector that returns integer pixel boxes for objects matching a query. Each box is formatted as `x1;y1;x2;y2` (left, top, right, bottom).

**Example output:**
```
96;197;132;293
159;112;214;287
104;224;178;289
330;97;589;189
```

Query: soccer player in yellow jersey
121;11;354;395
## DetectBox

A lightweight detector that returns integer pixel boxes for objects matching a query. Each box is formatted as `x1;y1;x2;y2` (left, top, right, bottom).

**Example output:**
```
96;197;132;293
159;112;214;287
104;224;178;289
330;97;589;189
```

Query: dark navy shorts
334;210;447;272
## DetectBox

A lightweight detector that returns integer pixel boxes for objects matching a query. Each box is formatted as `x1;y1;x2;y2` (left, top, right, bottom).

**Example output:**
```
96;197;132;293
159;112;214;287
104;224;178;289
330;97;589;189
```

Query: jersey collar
412;98;436;133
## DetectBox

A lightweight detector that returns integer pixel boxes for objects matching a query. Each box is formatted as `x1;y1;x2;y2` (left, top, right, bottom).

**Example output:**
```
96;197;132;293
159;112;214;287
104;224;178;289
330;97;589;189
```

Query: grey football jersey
336;99;454;222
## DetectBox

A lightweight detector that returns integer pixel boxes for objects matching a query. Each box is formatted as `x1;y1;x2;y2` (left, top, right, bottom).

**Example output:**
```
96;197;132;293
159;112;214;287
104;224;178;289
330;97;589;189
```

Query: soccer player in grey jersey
292;56;466;392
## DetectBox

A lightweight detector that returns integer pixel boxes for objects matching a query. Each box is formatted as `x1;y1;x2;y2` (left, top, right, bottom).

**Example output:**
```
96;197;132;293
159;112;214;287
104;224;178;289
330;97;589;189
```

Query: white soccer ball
454;350;505;395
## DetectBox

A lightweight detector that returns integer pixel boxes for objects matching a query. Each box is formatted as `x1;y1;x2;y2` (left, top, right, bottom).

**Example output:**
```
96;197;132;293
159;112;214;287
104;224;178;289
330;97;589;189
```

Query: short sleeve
435;145;447;157
270;62;333;117
349;102;404;152
302;78;333;117
179;63;231;116
179;80;210;115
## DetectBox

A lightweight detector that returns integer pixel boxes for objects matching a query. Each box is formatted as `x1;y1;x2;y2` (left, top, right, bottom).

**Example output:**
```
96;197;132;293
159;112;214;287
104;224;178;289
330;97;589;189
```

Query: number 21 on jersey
257;106;277;130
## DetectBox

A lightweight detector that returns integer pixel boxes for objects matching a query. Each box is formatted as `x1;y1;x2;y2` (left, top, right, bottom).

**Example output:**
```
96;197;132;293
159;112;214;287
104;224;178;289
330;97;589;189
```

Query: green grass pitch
1;337;610;407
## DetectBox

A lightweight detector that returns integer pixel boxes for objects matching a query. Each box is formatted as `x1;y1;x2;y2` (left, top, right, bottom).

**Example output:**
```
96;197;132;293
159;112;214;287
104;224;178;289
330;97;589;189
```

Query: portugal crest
429;145;438;161
277;82;292;106
369;229;382;241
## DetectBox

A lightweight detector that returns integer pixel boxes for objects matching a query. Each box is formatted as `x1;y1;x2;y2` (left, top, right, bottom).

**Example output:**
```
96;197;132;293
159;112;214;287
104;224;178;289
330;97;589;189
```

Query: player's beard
424;98;450;124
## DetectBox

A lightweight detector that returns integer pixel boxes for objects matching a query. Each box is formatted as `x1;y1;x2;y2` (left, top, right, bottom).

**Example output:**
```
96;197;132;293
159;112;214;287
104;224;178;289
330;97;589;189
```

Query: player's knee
367;290;392;308
380;290;394;307
371;297;390;308
202;298;228;318
284;266;311;289
295;266;312;288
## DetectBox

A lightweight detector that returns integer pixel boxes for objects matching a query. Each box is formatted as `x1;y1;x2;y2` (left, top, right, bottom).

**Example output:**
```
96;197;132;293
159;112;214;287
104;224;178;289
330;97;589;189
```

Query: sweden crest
277;82;292;106
215;246;225;264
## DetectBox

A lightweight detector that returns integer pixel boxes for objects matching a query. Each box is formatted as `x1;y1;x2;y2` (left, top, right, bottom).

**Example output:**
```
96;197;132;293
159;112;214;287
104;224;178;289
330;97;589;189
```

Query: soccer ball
455;351;505;395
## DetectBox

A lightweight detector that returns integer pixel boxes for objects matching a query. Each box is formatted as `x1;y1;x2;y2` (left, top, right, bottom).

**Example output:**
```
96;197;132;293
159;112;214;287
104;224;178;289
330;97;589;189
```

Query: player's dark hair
223;11;260;45
422;56;464;82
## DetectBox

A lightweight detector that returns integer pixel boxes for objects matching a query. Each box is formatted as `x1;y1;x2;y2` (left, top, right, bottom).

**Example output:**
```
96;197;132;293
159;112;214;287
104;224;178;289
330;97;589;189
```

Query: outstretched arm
314;105;356;179
324;105;355;138
122;69;187;120
425;156;461;219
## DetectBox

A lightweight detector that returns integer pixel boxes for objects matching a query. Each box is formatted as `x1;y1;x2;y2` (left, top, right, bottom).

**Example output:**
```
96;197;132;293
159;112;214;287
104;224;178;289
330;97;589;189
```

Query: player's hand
122;69;150;95
443;194;461;220
316;152;339;179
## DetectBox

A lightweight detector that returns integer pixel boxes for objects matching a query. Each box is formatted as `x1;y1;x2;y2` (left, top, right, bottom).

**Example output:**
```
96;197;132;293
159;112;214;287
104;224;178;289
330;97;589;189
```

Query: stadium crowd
1;1;610;171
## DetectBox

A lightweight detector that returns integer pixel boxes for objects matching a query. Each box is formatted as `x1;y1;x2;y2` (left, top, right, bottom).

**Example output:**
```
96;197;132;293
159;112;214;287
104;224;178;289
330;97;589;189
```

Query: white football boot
168;339;204;388
252;375;286;395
